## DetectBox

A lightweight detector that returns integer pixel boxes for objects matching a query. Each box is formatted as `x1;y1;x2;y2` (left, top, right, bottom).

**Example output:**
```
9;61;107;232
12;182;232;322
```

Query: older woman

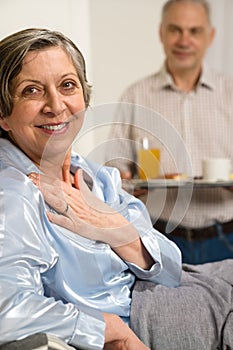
1;28;232;350
0;28;181;349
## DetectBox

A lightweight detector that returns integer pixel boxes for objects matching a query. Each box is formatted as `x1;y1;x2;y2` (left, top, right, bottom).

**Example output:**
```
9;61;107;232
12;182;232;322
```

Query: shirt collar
0;138;95;190
198;63;216;90
157;61;215;91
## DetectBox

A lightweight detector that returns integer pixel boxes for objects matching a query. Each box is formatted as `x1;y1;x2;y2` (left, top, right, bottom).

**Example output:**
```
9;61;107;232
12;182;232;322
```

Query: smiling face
160;1;215;75
0;47;85;165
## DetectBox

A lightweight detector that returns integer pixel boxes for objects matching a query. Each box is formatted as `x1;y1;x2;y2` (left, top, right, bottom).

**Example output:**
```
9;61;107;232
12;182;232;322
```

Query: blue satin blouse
0;138;181;349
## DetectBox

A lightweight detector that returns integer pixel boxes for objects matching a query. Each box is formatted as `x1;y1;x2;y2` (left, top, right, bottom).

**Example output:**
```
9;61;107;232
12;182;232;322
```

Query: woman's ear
0;115;11;131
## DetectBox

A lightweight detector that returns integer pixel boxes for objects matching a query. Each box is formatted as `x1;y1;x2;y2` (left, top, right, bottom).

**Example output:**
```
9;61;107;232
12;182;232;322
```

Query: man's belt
154;220;233;241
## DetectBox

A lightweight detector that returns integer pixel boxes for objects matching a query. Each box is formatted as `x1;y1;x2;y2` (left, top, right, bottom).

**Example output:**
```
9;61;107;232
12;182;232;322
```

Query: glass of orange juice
137;137;160;179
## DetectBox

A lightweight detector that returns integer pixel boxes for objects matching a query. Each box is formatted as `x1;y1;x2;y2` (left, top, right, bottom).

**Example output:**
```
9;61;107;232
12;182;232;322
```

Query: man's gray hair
162;0;211;24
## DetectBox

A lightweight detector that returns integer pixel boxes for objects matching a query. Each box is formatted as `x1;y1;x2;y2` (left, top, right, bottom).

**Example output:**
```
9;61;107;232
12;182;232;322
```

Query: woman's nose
42;91;66;116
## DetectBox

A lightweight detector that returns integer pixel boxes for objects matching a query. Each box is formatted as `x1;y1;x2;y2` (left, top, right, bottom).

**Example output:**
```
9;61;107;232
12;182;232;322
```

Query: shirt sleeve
123;190;182;287
0;168;105;349
96;165;182;288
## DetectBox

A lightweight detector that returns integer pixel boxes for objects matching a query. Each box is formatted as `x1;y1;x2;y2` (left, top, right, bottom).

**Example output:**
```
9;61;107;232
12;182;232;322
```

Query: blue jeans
155;220;233;264
170;228;233;264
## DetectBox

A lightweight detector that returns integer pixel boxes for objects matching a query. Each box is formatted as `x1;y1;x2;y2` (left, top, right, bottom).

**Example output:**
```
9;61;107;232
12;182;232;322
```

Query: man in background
105;0;233;264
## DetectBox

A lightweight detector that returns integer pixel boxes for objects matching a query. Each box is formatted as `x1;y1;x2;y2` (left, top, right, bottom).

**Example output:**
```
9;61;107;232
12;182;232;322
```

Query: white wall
89;0;166;106
206;0;233;76
0;0;91;69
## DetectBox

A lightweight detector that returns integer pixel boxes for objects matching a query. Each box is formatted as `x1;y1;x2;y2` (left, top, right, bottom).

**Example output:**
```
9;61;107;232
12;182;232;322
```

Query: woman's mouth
38;122;69;134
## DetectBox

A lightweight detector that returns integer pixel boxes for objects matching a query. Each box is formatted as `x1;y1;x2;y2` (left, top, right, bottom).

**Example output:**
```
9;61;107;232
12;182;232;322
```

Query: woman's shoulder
0;165;46;222
0;165;35;194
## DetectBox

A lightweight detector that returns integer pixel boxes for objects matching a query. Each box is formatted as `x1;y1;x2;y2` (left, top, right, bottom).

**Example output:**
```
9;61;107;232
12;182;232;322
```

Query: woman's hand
28;170;139;247
103;313;150;350
28;169;154;269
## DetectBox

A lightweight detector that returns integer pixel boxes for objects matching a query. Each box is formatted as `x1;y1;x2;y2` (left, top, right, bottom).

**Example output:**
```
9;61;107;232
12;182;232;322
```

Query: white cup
202;158;231;181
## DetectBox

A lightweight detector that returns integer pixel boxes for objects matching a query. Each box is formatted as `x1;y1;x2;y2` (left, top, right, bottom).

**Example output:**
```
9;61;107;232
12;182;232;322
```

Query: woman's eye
59;80;80;95
62;81;76;90
22;86;40;96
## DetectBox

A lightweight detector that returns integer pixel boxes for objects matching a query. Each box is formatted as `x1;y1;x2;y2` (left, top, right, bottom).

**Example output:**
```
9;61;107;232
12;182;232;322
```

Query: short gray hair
162;0;211;24
0;28;91;118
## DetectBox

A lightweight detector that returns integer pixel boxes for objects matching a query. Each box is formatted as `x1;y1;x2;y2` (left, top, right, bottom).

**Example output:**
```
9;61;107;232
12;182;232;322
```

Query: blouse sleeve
96;165;182;288
0;168;105;349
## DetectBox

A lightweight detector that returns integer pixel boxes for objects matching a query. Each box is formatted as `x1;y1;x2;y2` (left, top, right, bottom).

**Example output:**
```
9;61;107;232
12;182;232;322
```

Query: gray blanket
130;259;233;350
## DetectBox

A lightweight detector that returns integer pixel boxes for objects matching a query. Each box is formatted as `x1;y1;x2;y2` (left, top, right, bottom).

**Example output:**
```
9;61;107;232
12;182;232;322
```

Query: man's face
159;1;215;74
